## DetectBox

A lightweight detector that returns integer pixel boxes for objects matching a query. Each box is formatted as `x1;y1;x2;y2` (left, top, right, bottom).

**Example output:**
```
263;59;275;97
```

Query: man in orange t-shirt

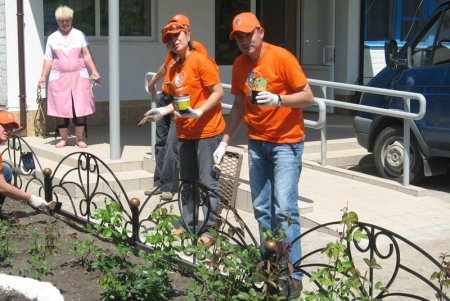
144;14;208;200
0;111;48;215
213;12;314;298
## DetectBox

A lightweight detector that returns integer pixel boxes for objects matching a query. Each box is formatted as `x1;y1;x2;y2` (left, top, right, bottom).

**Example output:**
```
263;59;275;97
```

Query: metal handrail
308;79;427;186
144;72;426;186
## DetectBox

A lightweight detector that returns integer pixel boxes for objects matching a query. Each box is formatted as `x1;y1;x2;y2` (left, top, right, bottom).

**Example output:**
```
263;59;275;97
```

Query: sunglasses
161;23;187;34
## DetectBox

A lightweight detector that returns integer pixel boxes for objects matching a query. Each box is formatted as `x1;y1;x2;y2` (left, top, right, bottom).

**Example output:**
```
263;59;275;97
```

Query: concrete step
303;148;370;167
304;138;362;154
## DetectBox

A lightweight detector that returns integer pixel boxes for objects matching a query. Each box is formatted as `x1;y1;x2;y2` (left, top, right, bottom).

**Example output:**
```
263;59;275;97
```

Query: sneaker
279;278;303;300
144;187;162;196
160;192;174;201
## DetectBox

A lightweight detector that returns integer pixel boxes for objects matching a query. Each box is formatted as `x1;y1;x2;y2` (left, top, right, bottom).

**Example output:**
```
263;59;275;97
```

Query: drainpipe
16;0;27;134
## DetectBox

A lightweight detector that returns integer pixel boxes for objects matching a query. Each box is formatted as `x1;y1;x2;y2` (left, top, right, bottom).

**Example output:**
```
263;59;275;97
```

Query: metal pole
109;0;120;159
403;98;411;186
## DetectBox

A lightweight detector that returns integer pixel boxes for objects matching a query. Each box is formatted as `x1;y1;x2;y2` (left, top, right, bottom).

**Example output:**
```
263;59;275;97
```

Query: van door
392;7;450;153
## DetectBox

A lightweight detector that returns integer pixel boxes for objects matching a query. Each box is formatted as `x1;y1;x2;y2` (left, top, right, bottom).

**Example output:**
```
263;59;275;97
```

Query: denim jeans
248;139;303;280
0;164;13;211
154;94;178;192
178;135;222;234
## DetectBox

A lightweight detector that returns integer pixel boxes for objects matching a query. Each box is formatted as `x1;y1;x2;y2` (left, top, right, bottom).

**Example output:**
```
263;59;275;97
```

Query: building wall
0;0;6;106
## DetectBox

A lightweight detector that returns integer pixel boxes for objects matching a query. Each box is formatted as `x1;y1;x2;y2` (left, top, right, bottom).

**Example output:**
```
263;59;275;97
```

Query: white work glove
12;166;34;176
213;142;228;164
255;91;281;107
144;107;167;122
28;195;48;210
174;107;203;119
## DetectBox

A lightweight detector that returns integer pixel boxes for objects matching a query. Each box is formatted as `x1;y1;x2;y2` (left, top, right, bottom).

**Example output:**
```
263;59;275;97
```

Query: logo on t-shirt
175;71;186;87
247;70;263;90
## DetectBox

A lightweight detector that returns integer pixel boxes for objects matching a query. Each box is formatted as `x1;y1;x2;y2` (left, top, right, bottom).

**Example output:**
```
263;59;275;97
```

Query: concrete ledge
303;159;429;197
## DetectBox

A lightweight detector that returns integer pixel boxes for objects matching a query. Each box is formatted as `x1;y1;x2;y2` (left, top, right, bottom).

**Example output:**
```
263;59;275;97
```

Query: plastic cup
175;95;190;114
251;78;268;104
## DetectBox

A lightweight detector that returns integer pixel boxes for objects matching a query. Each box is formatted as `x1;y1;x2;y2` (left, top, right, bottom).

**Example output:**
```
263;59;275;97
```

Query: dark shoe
160;192;174;201
144;187;162;196
279;278;302;300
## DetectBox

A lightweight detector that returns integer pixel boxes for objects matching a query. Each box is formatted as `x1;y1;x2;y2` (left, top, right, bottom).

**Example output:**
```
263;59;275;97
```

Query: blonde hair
55;5;74;21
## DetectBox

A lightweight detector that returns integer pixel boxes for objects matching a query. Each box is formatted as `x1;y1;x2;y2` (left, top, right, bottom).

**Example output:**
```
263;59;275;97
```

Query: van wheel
374;126;424;184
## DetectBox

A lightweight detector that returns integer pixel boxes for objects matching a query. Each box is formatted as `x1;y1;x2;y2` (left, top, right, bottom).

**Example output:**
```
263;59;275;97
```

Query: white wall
363;48;385;84
89;0;216;102
6;0;44;111
5;0;217;113
335;0;360;91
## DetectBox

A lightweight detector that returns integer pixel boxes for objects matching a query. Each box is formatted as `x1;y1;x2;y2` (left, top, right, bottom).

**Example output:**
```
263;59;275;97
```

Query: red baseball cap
168;14;190;27
229;12;261;40
161;22;188;43
0;111;19;129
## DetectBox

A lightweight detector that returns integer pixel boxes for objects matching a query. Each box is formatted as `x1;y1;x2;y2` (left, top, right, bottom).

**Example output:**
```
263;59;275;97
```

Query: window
365;0;439;46
44;0;153;38
411;9;450;67
215;0;251;65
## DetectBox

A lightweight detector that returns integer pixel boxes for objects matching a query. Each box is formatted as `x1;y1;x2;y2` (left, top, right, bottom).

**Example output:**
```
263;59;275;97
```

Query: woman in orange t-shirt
143;22;225;247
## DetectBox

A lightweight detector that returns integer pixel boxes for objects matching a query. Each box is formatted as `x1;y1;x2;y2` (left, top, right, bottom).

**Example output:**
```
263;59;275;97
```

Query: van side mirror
384;40;398;69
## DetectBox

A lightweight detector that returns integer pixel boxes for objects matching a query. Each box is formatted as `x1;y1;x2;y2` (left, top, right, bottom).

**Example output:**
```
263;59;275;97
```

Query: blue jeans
0;164;13;211
248;139;303;280
154;94;178;192
178;135;222;234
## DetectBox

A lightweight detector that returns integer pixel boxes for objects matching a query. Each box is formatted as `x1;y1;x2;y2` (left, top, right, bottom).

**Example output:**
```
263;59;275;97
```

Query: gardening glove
213;142;228;164
12;166;34;176
144;107;167;122
255;91;281;107
174;107;203;119
28;195;49;210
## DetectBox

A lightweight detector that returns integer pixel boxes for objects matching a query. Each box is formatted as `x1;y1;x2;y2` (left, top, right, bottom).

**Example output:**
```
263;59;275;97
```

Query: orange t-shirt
231;42;308;144
167;51;225;139
161;40;208;94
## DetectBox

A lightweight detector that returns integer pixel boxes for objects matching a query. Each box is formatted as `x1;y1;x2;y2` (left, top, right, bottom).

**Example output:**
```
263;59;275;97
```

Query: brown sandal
197;235;214;248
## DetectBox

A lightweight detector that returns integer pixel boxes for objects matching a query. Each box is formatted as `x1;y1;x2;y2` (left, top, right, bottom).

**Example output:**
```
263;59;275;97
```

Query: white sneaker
160;192;174;200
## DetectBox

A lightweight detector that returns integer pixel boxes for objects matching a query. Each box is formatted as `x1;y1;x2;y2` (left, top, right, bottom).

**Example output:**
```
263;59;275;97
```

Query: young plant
187;209;293;301
20;230;53;279
301;208;386;301
69;231;102;268
0;220;16;267
431;253;450;301
91;201;177;301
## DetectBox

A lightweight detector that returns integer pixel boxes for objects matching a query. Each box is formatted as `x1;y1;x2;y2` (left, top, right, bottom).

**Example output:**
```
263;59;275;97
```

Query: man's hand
255;91;281;107
174;107;203;119
28;195;48;210
144;107;167;122
213;142;228;164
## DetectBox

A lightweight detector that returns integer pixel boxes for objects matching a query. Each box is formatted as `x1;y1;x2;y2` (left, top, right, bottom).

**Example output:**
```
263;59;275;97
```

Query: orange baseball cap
168;14;190;27
161;22;188;43
229;12;261;40
0;111;19;129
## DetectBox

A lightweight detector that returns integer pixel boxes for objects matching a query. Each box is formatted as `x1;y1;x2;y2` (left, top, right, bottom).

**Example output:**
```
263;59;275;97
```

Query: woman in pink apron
37;5;100;148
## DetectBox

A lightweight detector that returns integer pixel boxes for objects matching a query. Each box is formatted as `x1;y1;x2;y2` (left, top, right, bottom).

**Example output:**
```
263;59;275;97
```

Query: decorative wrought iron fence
2;134;448;300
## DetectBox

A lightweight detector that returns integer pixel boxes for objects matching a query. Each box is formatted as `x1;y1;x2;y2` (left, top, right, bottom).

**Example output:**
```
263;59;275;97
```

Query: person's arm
278;83;314;108
148;62;167;95
175;83;224;119
255;83;315;108
37;60;53;90
197;83;224;113
213;93;245;164
0;173;47;210
82;46;101;80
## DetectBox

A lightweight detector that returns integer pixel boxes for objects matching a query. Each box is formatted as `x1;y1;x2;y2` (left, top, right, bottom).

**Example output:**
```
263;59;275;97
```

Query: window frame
43;0;156;42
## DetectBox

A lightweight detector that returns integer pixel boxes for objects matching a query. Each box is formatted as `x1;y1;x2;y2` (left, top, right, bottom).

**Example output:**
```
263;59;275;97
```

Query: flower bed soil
0;199;191;301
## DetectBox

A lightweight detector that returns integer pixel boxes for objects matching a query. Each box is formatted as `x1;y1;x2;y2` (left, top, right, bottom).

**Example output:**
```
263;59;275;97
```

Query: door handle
322;46;334;65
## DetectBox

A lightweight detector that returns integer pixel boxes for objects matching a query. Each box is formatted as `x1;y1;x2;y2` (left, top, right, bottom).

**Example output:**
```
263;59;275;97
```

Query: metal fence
2;135;447;300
